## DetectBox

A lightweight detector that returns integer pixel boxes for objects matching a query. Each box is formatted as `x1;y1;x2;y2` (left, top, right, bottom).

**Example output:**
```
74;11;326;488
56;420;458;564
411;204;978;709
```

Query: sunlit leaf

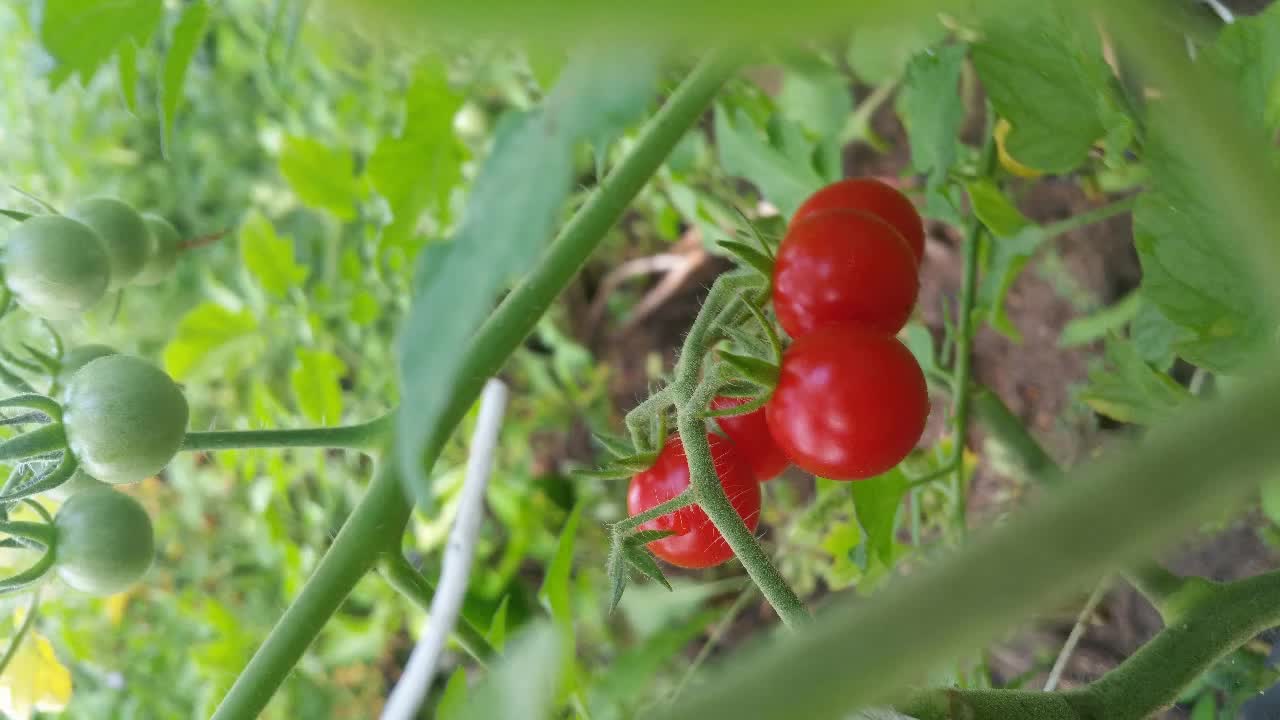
280;135;363;221
850;468;908;568
1079;336;1194;425
899;44;965;181
160;0;209;157
0;629;71;720
162;302;260;381
290;349;345;424
239;210;307;298
37;0;162;86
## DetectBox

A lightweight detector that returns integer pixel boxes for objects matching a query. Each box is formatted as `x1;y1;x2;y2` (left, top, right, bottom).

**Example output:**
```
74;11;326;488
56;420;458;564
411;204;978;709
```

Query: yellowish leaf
0;630;71;720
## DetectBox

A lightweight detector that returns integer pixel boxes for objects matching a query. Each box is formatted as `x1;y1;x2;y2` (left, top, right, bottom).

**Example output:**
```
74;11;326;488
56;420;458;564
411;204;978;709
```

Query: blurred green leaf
161;0;209;157
587;609;717;718
290;349;345;424
454;624;562;720
846;19;948;84
1135;117;1271;373
1260;477;1280;529
239;210;308;298
117;39;139;113
972;10;1114;173
850;468;908;568
279;136;362;220
1060;292;1141;348
965;179;1029;238
1206;3;1280;132
540;502;582;684
37;0;162;86
977;226;1041;343
1079;336;1194;425
398;46;657;508
715;105;823;217
437;668;469;720
369;65;464;250
163;302;259;381
899;44;965;181
778;57;851;139
1190;694;1216;720
487;596;510;651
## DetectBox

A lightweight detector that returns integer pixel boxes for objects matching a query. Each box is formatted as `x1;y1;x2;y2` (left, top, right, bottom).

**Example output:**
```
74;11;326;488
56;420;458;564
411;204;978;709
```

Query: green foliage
1079;336;1194;425
38;0;163;86
899;43;966;182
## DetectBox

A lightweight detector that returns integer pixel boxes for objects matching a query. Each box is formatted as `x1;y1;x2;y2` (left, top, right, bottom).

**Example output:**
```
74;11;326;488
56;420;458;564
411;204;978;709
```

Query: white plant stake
381;379;509;720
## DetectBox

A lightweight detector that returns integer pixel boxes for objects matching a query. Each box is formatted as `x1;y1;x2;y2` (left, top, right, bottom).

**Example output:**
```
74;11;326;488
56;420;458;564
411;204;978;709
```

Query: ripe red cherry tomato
627;434;760;569
772;209;919;339
793;178;925;262
710;396;790;481
766;325;929;480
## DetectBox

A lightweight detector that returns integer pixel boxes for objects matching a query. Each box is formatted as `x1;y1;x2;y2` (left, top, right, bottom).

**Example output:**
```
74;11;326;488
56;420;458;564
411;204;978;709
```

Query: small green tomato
54;486;154;595
63;354;189;485
2;215;111;320
65;197;151;289
134;213;181;286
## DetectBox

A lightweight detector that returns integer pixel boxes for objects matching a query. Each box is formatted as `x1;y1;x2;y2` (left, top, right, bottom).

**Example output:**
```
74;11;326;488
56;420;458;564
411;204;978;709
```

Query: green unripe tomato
65;197;151;290
57;344;118;386
42;468;109;503
63;354;189;485
53;486;154;595
134;213;180;286
2;215;111;320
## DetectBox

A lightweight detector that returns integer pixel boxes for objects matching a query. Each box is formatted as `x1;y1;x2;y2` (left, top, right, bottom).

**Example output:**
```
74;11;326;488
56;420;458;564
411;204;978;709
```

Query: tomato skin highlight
793;178;925;262
53;486;155;595
772;209;919;339
627;434;761;569
710;396;790;481
766;325;929;480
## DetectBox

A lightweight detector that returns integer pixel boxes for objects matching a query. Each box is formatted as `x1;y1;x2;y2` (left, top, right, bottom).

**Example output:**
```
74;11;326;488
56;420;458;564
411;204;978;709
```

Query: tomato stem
613;486;695;533
378;553;496;667
211;50;742;720
0;423;66;464
0;589;39;677
181;413;394;454
0;452;76;505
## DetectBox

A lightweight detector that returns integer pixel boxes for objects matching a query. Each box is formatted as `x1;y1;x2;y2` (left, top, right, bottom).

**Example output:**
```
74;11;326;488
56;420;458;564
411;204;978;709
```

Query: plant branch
1044;580;1109;691
613;487;695;533
212;50;741;719
181;413;394;454
379;554;496;667
0;589;39;676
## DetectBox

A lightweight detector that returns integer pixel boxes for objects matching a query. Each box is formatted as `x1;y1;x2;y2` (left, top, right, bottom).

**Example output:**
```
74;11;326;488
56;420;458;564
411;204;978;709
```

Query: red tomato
626;434;761;569
766;325;929;480
772;209;919;339
710;396;790;481
793;178;925;262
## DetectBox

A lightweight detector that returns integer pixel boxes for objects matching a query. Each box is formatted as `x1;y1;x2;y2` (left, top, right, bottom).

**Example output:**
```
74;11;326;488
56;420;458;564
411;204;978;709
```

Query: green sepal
623;544;672;591
626;528;677;546
717;378;760;398
574;466;636;481
593;432;636;459
717;240;774;277
20;344;60;375
719;350;780;387
704;393;769;419
607;537;627;613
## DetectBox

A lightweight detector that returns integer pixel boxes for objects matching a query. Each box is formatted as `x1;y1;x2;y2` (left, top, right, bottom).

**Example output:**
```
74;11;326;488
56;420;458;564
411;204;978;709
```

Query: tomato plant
710;395;789;481
62;354;189;485
53;486;155;595
771;209;919;338
135;213;182;286
792;178;926;262
627;434;760;568
2;215;110;320
766;324;928;480
57;344;117;385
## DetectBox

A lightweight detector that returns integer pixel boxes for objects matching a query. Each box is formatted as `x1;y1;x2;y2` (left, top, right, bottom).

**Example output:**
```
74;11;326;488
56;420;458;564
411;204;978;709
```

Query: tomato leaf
117;39;139;114
160;0;209;158
436;668;470;720
37;0;162;87
627;529;677;547
397;46;657;510
290;349;345;425
0;210;32;222
238;211;308;299
849;467;909;568
1059;291;1141;348
965;179;1030;239
623;544;671;591
279;136;363;221
486;596;510;652
716;240;774;277
715;105;824;217
586;609;718;717
162;302;261;381
718;351;779;388
369;64;464;253
539;502;582;682
452;624;563;720
593;432;636;459
778;55;852;140
1079;336;1194;426
899;43;966;182
971;10;1117;174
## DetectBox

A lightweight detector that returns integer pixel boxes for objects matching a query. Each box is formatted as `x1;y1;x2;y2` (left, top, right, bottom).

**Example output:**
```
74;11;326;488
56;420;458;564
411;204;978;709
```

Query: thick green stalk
0;590;39;676
211;456;412;720
971;388;1062;485
212;51;740;719
379;553;496;666
181;413;394;453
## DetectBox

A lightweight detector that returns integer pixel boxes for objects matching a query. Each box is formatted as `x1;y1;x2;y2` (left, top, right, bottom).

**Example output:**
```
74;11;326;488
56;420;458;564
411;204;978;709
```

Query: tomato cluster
2;198;182;321
628;178;930;569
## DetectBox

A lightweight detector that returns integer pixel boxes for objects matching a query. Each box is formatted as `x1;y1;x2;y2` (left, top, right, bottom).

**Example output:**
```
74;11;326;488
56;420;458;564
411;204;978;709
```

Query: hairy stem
613;487;695;533
379;553;496;667
212;50;741;719
181;413;394;454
